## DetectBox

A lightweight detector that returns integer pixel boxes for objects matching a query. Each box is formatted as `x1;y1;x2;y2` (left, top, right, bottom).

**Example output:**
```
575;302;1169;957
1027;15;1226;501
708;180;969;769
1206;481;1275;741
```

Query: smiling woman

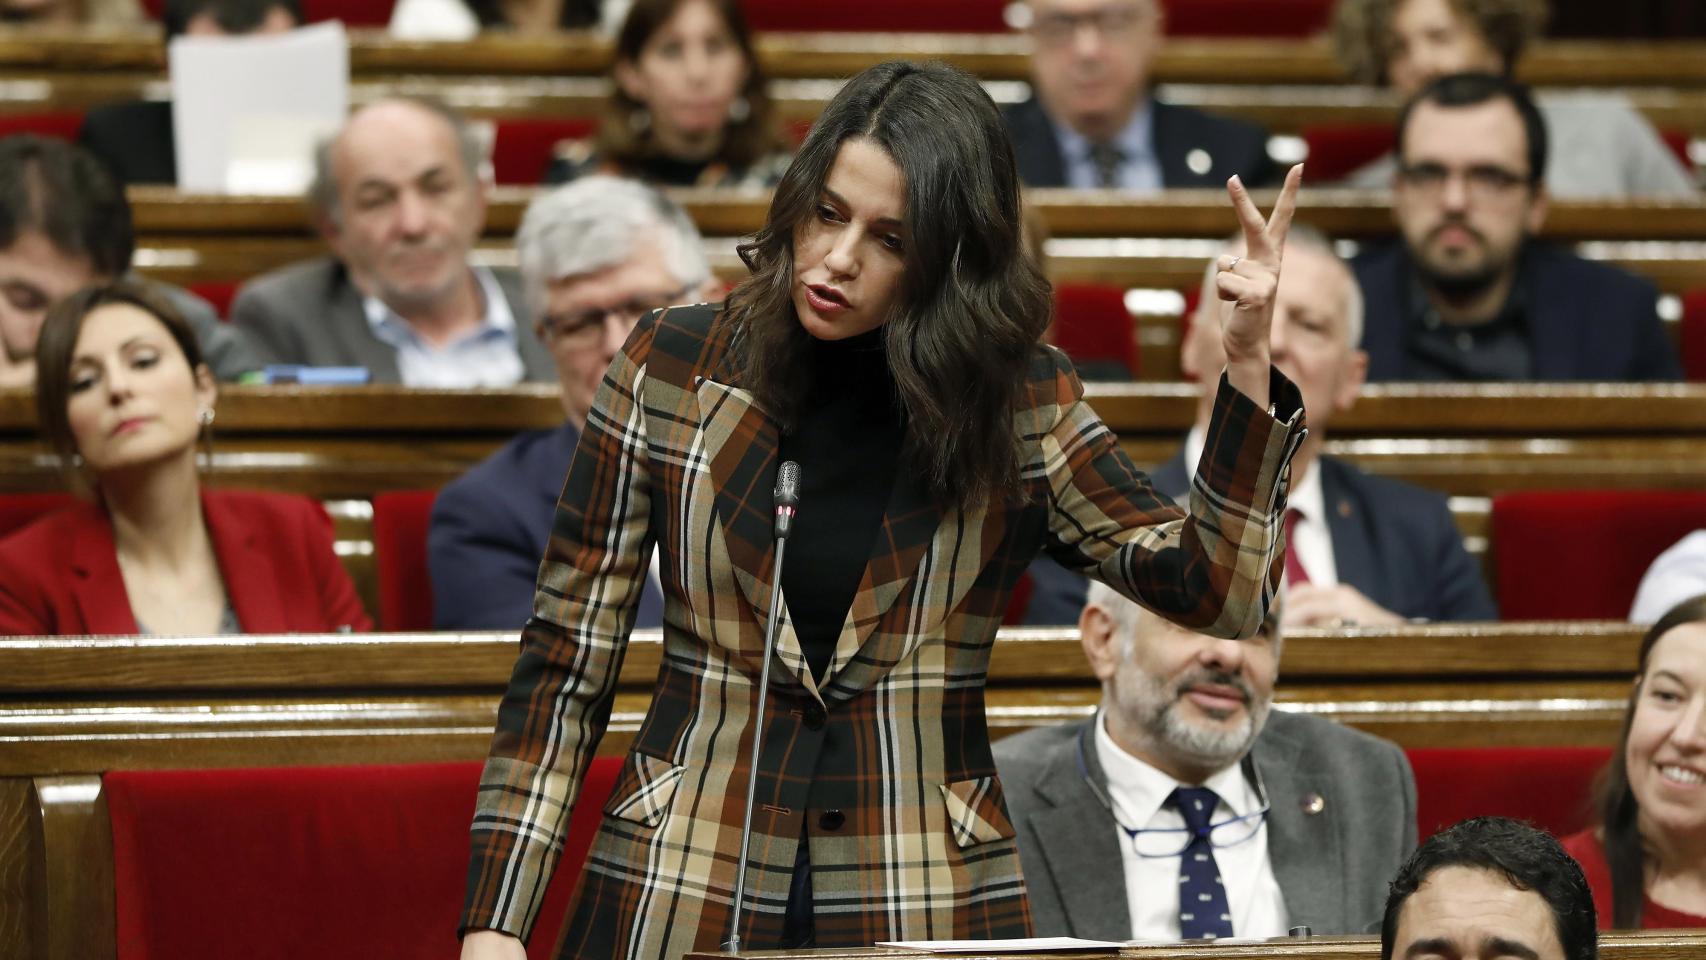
0;281;370;638
1562;595;1706;929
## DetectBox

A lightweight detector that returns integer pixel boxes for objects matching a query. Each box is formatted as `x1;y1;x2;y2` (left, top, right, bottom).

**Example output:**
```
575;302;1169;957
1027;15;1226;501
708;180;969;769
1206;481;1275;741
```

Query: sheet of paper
170;21;349;194
875;938;1127;952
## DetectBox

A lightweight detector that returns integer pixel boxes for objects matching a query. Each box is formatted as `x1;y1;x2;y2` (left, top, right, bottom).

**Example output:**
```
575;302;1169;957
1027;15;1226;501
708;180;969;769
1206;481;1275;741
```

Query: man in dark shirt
1002;0;1275;190
1353;72;1680;382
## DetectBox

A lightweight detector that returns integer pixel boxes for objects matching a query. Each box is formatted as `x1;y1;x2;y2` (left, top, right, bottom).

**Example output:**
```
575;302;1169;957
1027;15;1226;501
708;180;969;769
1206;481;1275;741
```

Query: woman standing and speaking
461;60;1306;959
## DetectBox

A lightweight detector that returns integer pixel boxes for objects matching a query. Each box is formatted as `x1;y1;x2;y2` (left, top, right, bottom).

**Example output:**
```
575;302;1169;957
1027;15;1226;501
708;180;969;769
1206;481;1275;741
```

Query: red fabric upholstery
107;758;620;960
0;112;86;142
492;116;599;185
1052;283;1139;378
741;0;1009;32
1300;124;1395;183
1659;128;1695;175
1491;490;1706;620
187;281;240;320
1681;288;1706;382
372;489;437;632
1158;0;1333;36
0;493;73;538
141;0;394;24
1407;746;1611;840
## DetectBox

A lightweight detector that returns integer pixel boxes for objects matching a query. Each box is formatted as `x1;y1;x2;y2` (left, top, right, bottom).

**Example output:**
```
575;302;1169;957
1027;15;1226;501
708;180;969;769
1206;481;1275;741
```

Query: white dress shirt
1095;711;1289;941
363;266;525;388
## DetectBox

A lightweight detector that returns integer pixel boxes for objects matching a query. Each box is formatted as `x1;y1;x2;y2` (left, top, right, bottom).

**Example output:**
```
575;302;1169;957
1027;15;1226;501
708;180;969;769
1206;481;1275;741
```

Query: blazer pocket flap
603;752;685;828
940;775;1016;848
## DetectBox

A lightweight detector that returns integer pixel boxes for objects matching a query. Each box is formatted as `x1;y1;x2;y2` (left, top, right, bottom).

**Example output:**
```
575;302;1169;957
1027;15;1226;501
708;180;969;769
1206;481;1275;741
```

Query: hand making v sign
1215;163;1304;411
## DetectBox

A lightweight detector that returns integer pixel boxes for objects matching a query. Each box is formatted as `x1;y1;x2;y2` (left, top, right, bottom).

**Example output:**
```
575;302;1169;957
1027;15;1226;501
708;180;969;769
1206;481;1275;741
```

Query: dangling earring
627;107;652;135
198;407;215;427
727;96;750;124
70;452;85;470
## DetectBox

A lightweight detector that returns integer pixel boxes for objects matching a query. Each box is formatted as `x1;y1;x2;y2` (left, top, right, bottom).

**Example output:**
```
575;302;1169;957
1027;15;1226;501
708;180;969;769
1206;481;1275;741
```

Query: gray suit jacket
153;279;265;382
994;710;1417;939
229;256;555;384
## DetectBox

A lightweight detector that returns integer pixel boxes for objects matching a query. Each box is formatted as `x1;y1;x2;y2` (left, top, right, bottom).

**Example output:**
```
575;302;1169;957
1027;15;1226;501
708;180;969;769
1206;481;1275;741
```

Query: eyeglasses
1397;162;1532;202
539;285;693;347
1028;3;1149;47
1119;804;1270;858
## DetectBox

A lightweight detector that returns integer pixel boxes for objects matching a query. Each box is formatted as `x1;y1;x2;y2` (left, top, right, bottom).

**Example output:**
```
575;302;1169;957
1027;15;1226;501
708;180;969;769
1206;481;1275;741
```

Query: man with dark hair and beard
995;583;1416;941
1353;72;1680;381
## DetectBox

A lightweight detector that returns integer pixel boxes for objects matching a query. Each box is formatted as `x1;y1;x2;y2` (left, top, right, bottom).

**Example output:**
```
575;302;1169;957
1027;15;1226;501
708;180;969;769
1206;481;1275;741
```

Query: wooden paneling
0;778;42;960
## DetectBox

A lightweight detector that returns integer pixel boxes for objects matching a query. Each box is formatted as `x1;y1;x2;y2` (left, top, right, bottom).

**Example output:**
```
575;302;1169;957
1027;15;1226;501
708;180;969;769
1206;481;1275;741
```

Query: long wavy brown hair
724;60;1053;511
1593;593;1706;928
1330;0;1550;85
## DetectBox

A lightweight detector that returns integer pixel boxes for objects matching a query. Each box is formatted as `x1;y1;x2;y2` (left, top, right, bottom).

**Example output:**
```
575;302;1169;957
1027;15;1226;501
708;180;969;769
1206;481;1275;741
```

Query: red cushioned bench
99;745;1614;958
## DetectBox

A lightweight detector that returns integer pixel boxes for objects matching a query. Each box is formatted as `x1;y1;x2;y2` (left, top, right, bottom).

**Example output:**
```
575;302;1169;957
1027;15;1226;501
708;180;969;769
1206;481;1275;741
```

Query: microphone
725;460;801;952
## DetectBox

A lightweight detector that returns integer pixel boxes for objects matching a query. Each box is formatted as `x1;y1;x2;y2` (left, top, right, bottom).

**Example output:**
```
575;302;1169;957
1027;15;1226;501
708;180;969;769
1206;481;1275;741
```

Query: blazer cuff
1199;366;1308;519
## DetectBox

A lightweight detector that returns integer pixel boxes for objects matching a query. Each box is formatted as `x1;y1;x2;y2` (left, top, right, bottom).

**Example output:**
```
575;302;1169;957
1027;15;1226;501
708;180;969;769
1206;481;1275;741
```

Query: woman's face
791;138;909;341
65;302;214;476
616;0;750;147
1628;622;1706;848
1384;0;1504;98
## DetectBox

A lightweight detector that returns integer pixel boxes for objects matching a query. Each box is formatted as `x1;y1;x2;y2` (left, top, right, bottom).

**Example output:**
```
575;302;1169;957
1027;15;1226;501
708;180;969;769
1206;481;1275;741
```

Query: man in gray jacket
232;97;552;385
995;581;1416;940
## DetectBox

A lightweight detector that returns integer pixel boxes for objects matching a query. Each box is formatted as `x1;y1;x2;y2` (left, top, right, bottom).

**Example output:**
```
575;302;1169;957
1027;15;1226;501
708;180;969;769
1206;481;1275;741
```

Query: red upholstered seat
1158;0;1334;37
1491;490;1706;620
187;281;240;320
1052;283;1139;379
107;757;620;959
1681;288;1706;382
492;116;599;185
1407;746;1611;839
740;0;1009;32
0;493;74;538
372;489;438;632
1300;124;1395;183
142;0;395;24
0;112;86;142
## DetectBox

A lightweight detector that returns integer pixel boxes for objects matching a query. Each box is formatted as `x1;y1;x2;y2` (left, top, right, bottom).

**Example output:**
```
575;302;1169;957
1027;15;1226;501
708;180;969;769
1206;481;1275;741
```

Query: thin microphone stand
723;461;800;953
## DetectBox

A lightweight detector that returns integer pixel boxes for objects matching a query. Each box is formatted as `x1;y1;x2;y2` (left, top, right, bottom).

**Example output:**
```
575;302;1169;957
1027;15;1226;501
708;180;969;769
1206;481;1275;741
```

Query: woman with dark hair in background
542;0;789;187
1563;595;1706;928
460;60;1305;959
0;281;369;636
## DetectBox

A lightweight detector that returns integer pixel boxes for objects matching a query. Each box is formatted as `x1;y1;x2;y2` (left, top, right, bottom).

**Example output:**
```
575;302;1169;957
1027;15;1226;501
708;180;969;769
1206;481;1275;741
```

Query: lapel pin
1302;793;1326;816
1337;501;1353;518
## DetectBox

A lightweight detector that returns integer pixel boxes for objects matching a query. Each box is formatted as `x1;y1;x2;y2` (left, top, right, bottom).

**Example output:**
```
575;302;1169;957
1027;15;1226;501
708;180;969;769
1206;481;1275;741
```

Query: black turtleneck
776;327;907;683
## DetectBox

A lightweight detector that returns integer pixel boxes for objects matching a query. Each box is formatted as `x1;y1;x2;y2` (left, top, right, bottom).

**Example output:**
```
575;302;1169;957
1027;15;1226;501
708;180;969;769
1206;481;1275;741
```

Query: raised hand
1215;164;1303;408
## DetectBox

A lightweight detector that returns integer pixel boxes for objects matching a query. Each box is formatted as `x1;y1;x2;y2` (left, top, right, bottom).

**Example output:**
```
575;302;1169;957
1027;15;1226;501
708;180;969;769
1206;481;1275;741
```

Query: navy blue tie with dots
1168;786;1235;940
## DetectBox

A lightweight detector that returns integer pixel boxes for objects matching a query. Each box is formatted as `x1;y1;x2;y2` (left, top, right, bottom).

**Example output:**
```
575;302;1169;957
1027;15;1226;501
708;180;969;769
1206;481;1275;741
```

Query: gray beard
1131;668;1271;772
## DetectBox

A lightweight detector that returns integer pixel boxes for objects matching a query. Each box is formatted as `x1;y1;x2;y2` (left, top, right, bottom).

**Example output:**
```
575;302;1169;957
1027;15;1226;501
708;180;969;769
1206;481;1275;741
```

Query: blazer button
819;809;845;831
802;702;826;730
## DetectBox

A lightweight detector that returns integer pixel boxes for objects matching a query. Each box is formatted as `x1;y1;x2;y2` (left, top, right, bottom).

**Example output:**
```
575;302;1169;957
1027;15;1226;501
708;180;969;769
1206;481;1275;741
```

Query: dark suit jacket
994;712;1418;939
1004;95;1276;189
230;256;555;384
460;303;1305;957
0;490;371;635
428;422;664;630
1352;241;1682;382
1025;450;1496;624
79;100;176;186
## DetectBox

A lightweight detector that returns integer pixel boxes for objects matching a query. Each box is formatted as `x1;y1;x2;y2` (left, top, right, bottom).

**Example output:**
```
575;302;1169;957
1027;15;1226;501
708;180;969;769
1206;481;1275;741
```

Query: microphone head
774;461;801;508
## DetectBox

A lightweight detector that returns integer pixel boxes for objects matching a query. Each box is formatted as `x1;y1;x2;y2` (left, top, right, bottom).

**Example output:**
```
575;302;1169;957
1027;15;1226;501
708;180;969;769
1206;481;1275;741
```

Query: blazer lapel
1027;722;1133;940
202;493;285;633
694;374;812;689
1319;460;1379;605
1256;722;1346;934
69;505;140;634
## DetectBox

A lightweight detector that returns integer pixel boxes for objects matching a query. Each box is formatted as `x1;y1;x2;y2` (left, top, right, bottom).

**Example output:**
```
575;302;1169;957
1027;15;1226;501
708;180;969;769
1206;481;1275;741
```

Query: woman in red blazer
0;281;370;636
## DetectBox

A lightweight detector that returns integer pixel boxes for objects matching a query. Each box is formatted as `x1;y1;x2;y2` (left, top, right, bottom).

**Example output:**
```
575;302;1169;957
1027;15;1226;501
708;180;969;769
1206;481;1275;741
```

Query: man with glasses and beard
1354;72;1679;382
994;582;1416;940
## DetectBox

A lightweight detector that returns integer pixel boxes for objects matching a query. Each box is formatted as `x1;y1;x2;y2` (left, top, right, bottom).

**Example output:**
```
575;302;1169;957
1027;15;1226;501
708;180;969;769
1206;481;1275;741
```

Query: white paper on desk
876;938;1127;952
169;21;349;194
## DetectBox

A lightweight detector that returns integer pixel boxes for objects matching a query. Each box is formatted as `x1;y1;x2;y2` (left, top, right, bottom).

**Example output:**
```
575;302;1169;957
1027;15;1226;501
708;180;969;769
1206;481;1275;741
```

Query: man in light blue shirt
233;97;555;385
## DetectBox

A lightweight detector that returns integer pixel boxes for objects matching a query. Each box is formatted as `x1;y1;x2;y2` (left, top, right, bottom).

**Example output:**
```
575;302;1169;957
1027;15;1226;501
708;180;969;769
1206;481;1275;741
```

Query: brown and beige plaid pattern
462;304;1305;959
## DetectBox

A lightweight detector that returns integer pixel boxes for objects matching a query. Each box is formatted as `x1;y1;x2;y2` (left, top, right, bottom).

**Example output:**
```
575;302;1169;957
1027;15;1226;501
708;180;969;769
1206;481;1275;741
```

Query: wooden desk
687;931;1706;960
0;30;1703;87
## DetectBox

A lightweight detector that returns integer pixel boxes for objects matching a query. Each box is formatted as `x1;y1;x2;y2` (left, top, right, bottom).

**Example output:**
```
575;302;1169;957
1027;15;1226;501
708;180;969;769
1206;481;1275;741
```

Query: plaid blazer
462;303;1305;959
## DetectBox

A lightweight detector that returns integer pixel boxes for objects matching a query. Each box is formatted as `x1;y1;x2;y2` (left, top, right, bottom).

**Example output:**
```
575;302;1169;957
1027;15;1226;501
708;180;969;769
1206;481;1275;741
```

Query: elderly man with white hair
1026;226;1495;627
428;175;721;629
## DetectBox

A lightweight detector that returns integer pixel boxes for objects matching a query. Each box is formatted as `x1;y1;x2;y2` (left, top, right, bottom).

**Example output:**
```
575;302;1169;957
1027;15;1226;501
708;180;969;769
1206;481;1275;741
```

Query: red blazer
0;490;372;636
